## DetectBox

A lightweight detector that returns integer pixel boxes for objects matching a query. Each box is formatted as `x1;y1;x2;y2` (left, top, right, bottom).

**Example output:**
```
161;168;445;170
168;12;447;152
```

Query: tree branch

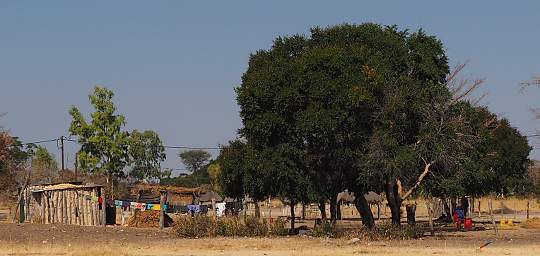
401;161;433;201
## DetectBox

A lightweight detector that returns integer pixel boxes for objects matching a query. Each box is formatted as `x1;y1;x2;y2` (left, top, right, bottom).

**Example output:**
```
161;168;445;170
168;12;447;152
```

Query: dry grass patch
522;217;540;229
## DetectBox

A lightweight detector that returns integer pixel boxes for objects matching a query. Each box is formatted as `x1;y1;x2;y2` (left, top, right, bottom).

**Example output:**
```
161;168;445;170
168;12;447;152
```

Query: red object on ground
453;211;461;228
464;218;473;230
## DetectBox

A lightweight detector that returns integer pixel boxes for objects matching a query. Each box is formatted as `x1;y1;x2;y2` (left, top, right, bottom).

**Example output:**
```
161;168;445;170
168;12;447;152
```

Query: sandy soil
0;223;539;256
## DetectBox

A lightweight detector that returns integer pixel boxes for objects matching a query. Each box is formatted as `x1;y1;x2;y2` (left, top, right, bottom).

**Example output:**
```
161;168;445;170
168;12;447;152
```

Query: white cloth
216;202;226;217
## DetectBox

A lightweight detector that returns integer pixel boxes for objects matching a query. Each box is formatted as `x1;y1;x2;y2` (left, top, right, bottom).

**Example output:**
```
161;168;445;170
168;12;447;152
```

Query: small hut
20;182;105;226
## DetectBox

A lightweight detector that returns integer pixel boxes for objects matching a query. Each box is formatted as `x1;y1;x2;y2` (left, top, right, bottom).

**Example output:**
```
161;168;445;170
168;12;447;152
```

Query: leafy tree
217;140;248;200
0;132;35;200
128;130;166;181
31;146;58;184
178;150;212;187
236;23;454;226
69;86;130;197
207;162;221;192
217;139;274;218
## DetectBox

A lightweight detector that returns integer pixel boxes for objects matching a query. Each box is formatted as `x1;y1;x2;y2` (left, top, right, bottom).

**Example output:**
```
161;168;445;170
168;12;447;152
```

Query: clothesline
106;198;208;214
107;199;166;211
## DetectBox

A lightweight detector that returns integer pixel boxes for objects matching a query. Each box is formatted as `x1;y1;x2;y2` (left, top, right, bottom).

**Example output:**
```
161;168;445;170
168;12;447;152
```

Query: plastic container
464;218;473;230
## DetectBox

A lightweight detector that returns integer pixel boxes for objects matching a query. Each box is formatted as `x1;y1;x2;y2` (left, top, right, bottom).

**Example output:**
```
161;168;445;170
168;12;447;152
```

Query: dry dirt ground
0;223;539;256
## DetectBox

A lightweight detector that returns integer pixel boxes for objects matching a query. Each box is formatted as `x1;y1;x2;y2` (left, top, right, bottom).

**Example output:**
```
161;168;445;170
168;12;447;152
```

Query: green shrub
244;216;269;236
215;217;244;236
174;215;273;238
312;221;342;238
347;221;424;240
269;218;288;236
173;215;216;238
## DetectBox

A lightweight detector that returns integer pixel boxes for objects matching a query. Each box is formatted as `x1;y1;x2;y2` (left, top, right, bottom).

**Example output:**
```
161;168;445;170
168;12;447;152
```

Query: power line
527;133;540;138
21;138;58;145
164;145;220;150
64;138;220;150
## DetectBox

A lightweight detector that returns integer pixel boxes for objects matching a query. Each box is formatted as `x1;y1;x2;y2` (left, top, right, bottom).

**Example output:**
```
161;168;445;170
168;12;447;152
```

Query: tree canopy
128;130;166;181
219;23;533;228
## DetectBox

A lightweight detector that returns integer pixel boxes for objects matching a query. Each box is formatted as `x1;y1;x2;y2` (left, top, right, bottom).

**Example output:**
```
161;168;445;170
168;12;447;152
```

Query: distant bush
269;218;288;236
347;221;424;240
173;216;276;238
215;217;244;236
311;221;342;238
173;215;216;238
243;216;269;236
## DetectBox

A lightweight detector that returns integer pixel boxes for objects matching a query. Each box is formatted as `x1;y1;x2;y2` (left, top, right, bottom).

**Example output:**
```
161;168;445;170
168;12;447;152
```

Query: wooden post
478;200;481;218
45;192;50;224
87;191;92;226
426;199;434;236
89;191;95;226
159;190;166;230
526;200;530;220
93;188;98;226
500;201;504;221
52;191;56;223
488;198;499;237
78;193;84;225
69;190;74;224
513;200;517;220
101;187;106;226
41;193;45;224
377;203;381;220
59;191;64;223
84;192;90;226
75;191;80;225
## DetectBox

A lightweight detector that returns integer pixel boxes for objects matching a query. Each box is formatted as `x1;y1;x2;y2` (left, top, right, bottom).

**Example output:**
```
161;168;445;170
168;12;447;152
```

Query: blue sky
1;1;539;174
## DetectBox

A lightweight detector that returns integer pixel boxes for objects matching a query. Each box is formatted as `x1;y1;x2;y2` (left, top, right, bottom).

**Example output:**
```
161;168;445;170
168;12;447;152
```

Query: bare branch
401;161;434;201
446;62;487;104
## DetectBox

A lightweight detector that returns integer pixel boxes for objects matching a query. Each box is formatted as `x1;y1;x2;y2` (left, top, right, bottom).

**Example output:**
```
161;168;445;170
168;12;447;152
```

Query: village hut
20;182;105;226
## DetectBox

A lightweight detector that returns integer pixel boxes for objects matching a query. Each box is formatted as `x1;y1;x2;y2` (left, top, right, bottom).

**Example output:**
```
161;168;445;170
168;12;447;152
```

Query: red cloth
98;196;103;204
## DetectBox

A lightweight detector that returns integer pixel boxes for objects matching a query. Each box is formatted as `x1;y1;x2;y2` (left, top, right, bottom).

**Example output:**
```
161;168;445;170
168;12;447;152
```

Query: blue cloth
122;200;130;210
146;203;154;210
456;207;465;220
114;200;122;208
187;204;200;214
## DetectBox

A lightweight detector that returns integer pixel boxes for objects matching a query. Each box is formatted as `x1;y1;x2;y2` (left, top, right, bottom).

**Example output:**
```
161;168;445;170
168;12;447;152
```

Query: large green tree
128;130;166;181
69;86;130;197
236;23;455;226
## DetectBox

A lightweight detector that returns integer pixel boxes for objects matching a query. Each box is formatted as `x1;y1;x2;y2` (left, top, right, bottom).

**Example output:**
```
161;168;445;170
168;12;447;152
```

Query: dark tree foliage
227;23;533;228
237;23;452;226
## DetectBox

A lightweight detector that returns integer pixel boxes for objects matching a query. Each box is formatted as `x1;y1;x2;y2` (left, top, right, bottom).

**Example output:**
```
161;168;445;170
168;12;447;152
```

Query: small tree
69;86;130;197
179;150;211;187
31;146;58;184
207;162;221;192
128;130;166;181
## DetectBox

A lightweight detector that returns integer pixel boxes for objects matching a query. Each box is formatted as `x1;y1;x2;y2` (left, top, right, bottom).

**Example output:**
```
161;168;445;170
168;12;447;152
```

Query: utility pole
60;136;65;172
74;152;78;179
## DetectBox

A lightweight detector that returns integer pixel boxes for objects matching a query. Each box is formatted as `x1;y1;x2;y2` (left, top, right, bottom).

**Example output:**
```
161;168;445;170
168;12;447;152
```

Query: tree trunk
461;197;469;217
301;203;306;220
336;200;342;220
354;193;375;229
318;200;327;220
426;199;434;236
254;201;261;219
329;195;338;223
290;202;296;231
386;178;402;226
406;204;416;226
450;198;457;216
442;197;452;223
